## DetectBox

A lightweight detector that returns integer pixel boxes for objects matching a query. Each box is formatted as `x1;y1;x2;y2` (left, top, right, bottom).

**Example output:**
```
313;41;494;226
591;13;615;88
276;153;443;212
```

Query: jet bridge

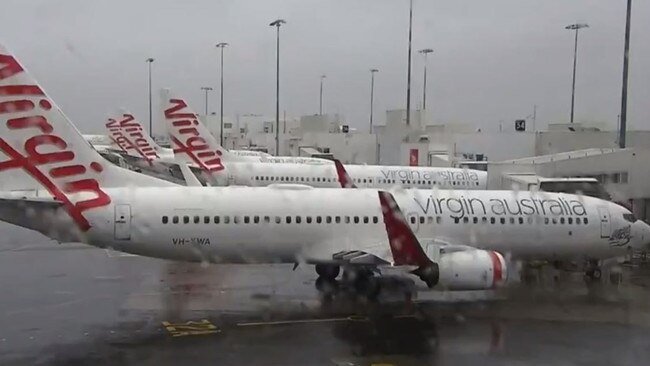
502;174;610;200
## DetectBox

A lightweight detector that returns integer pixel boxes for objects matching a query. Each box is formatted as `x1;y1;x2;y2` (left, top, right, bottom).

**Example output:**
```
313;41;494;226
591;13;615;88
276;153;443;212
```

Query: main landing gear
314;265;381;300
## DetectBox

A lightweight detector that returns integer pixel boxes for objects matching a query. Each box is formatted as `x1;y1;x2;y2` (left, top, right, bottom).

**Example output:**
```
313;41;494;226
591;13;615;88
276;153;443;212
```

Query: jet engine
433;250;507;290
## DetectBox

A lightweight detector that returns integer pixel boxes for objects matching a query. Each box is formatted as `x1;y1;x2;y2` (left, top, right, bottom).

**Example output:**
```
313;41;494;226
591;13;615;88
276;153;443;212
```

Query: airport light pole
369;68;379;134
270;19;286;155
405;0;413;126
216;42;228;146
200;86;213;116
619;0;632;148
146;57;155;138
319;74;326;115
565;23;589;124
418;48;433;111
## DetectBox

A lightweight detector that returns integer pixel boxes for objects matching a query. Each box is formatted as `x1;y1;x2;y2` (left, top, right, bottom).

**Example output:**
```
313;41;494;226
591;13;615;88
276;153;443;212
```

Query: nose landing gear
583;260;602;282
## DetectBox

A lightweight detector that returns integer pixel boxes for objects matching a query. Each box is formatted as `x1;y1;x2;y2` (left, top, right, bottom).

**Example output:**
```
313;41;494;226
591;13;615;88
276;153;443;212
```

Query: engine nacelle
436;250;507;290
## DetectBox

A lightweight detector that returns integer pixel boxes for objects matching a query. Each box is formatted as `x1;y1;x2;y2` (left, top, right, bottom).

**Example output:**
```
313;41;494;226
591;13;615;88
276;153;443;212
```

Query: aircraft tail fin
105;110;161;164
0;44;173;229
161;88;239;173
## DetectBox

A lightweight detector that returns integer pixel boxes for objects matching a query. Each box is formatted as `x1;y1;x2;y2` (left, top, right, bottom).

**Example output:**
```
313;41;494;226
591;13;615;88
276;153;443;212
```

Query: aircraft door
597;206;611;238
114;204;132;240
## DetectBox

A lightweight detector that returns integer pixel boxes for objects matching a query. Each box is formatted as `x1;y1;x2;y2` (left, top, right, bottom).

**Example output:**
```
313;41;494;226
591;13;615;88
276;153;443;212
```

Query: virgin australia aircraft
0;45;647;291
161;89;487;189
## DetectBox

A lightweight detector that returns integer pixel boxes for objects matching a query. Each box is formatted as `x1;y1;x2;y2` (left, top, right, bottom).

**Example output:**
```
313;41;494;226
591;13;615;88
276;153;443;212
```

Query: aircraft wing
0;195;84;242
302;240;393;266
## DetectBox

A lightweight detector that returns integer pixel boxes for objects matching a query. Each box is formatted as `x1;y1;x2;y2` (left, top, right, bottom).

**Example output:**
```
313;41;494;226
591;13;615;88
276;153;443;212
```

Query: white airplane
1;46;647;292
98;113;299;163
162;89;488;189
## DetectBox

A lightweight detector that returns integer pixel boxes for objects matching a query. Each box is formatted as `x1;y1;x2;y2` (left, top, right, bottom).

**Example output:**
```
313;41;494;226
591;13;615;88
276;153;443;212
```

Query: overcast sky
1;0;648;134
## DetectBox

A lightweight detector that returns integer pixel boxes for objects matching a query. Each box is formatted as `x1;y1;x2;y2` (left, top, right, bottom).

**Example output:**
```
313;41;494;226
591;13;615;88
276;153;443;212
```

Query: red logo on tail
105;114;159;163
0;54;111;231
165;98;224;173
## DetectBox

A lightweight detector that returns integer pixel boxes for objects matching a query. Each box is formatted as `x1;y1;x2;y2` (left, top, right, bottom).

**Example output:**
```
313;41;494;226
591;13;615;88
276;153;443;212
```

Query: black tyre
315;264;340;280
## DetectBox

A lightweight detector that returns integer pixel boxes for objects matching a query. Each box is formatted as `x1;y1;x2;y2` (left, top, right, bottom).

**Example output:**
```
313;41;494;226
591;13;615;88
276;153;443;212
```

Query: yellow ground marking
162;319;220;337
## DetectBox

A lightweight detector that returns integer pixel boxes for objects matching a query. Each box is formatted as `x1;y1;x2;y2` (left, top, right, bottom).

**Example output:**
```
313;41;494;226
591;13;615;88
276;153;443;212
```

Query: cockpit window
623;213;636;222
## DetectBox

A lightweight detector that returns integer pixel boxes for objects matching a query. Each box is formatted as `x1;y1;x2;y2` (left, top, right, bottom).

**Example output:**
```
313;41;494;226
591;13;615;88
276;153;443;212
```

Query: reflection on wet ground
1;236;650;365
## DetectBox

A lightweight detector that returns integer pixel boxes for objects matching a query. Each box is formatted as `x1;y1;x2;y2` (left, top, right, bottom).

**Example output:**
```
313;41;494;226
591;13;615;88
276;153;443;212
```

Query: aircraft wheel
584;268;602;282
315;264;340;280
592;268;602;280
353;274;381;300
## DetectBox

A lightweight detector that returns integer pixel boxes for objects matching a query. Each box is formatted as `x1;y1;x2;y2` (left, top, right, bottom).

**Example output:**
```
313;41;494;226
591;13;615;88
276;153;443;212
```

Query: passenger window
576;218;581;225
204;216;210;224
568;217;573;224
162;216;168;224
437;216;442;224
296;216;302;224
481;217;487;224
410;216;416;224
234;216;240;224
500;217;505;224
244;216;250;224
373;216;379;224
544;217;549;224
429;216;434;224
527;217;533;224
552;218;557;224
510;217;515;224
264;216;270;223
316;216;322;224
194;216;200;224
419;216;424;224
286;216;291;224
584;218;588;224
173;216;179;224
214;216;220;224
326;216;332;224
183;216;190;224
345;216;350;224
307;216;312;224
454;217;460;224
490;217;495;224
254;216;260;224
224;216;230;224
560;217;565;224
463;217;469;224
354;216;360;224
275;216;281;224
518;217;523;224
335;216;341;224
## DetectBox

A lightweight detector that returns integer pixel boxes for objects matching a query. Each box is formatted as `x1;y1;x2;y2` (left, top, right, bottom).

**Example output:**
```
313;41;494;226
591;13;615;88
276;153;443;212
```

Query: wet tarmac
2;223;650;365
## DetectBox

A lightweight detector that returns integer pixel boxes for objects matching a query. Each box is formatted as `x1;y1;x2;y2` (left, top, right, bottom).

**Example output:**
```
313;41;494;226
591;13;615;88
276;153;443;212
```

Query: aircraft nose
634;220;650;250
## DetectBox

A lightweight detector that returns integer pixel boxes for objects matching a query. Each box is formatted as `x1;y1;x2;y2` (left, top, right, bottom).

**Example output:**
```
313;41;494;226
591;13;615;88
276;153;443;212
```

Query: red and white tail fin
161;88;234;174
0;44;172;230
105;110;160;164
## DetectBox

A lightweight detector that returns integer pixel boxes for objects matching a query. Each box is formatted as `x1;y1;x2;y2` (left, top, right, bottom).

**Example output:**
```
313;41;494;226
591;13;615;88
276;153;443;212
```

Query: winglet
333;159;356;188
378;191;431;266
